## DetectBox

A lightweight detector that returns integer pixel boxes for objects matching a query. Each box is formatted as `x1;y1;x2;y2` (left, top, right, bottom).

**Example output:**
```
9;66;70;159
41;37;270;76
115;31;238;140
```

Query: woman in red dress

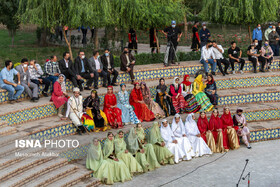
50;74;68;120
197;111;216;152
129;82;155;122
220;107;240;150
169;77;187;114
210;109;229;152
103;86;123;128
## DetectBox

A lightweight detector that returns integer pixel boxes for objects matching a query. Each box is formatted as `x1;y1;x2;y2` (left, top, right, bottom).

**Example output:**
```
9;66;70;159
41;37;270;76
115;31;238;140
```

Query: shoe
253;70;257;73
9;100;15;104
222;73;226;76
84;86;91;90
111;83;118;86
260;69;265;73
232;70;235;74
42;91;48;97
79;86;84;92
239;70;244;74
212;72;216;75
247;145;252;149
31;97;36;102
94;86;99;90
225;71;229;75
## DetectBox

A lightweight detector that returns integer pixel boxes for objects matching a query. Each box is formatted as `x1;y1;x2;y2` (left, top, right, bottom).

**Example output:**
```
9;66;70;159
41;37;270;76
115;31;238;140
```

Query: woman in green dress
114;130;143;175
86;138;114;184
103;132;132;183
148;122;174;165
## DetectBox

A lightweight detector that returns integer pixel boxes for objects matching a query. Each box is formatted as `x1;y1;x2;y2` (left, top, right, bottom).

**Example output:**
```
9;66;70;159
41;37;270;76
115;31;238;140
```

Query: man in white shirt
212;41;230;76
200;40;217;75
88;50;108;89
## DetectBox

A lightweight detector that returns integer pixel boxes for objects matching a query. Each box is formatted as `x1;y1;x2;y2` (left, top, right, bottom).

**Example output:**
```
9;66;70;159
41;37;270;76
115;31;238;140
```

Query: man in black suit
58;52;83;90
101;49;119;86
74;51;94;90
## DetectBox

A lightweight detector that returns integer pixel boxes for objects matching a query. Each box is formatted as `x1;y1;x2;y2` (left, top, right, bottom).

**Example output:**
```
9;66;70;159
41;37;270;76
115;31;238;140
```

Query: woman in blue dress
117;83;141;125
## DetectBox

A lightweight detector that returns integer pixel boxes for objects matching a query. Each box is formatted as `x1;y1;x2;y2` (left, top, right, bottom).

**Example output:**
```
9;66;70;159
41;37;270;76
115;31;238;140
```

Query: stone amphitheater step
0;132;28;147
0;126;17;135
0;158;68;187
0;58;279;104
0;157;53;182
22;164;79;187
44;167;93;187
72;177;101;187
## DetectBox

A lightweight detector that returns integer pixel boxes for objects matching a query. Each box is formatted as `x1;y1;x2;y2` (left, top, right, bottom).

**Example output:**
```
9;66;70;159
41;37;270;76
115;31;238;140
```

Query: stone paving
113;139;280;187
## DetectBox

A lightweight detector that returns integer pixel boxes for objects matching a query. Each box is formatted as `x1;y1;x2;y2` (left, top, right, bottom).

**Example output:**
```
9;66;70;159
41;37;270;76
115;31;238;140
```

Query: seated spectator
74;50;94;90
205;74;218;108
261;41;274;71
50;74;68;119
59;52;83;91
29;60;51;97
200;40;217;75
247;39;266;73
169;77;187;114
0;60;24;104
212;41;229;76
120;47;135;84
101;49;119;86
233;108;251;149
268;26;279;56
66;87;86;135
16;58;39;102
228;41;245;74
45;55;61;86
88;50;108;89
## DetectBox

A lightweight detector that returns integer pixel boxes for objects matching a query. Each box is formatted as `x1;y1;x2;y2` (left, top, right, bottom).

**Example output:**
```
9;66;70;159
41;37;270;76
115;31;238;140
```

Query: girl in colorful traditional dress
169;77;187;114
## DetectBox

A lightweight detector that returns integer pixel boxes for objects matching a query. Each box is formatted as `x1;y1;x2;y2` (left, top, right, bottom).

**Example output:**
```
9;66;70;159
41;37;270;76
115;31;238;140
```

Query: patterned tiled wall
1;60;279;104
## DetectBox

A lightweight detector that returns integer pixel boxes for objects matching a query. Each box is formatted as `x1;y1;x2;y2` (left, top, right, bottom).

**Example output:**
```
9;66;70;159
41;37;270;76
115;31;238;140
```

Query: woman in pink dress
50;74;68;119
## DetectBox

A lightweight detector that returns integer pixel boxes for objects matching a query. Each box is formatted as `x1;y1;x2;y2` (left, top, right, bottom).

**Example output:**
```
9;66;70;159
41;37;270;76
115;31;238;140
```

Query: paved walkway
113;139;280;187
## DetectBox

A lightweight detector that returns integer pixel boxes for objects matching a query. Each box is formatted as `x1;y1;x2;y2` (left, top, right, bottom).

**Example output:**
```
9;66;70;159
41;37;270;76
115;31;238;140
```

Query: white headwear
171;114;186;137
185;113;200;143
160;121;174;143
73;87;80;93
173;77;179;89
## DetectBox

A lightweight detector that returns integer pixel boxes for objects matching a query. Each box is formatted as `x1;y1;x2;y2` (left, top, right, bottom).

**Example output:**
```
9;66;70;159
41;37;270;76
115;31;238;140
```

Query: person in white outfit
160;119;185;163
184;113;212;157
66;87;86;134
171;114;195;160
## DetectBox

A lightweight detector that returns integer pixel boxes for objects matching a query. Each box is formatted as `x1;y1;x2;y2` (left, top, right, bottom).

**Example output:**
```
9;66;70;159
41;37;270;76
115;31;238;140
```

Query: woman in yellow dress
192;74;213;112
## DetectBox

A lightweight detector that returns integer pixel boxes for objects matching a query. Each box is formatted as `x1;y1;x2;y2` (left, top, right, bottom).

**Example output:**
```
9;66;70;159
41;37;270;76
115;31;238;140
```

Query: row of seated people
0;47;136;103
86;111;251;184
52;73;219;132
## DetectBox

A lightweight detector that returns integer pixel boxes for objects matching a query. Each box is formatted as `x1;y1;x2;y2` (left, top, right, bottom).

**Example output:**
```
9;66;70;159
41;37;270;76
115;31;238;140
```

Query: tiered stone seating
0;59;280;186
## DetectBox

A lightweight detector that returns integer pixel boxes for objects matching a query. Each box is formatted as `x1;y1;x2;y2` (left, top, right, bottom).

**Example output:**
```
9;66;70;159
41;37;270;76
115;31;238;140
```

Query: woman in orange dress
129;82;155;122
103;86;123;128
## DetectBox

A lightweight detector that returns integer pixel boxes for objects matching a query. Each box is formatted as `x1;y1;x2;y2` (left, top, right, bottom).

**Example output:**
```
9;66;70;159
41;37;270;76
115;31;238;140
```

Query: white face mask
172;25;175;28
258;27;261;30
23;64;28;68
203;26;206;29
81;55;85;59
272;29;276;32
255;42;258;46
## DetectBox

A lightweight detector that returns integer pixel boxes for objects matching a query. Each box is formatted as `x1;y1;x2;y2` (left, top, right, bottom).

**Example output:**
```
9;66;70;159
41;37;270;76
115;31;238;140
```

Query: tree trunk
183;14;188;39
94;28;99;49
40;28;47;46
63;29;73;61
8;29;16;47
248;25;252;43
154;28;160;53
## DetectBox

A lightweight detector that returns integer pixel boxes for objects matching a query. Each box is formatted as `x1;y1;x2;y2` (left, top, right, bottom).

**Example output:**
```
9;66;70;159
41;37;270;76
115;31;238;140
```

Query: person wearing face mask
74;50;94;90
264;23;273;41
59;52;83;91
15;58;39;102
88;50;108;89
120;47;136;84
200;40;217;75
101;49;119;86
252;24;263;46
268;25;280;56
128;28;138;54
247;39;266;73
44;55;61;87
261;40;274;71
199;22;211;48
162;20;182;65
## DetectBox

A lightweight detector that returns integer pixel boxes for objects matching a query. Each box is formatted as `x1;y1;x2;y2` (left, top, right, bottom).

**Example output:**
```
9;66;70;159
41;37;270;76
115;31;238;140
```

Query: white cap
73;87;80;93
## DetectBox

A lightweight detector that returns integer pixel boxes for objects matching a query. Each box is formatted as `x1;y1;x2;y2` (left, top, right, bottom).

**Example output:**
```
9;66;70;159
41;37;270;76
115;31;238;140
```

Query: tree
113;0;186;52
0;0;20;47
200;0;279;42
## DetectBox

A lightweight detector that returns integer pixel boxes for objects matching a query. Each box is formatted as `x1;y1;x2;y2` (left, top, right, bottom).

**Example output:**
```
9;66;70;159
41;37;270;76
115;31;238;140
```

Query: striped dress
181;84;201;113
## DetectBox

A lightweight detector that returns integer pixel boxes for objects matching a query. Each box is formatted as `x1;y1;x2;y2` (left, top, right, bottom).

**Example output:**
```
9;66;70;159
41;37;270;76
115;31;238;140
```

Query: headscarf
194;74;203;85
234;108;246;125
114;130;127;155
107;86;113;94
160;119;174;143
126;127;140;154
86;139;103;171
133;82;141;95
157;78;167;93
103;136;115;159
148;122;163;144
140;82;151;98
197;112;209;133
173;77;180;89
220;107;234;127
209;110;222;130
136;125;145;142
57;74;66;93
207;74;215;85
182;75;191;86
184;113;200;143
171;114;186;137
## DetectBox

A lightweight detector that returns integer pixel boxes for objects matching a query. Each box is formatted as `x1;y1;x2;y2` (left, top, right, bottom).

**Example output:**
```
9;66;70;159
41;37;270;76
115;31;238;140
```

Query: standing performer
191;21;200;51
128;28;138;54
